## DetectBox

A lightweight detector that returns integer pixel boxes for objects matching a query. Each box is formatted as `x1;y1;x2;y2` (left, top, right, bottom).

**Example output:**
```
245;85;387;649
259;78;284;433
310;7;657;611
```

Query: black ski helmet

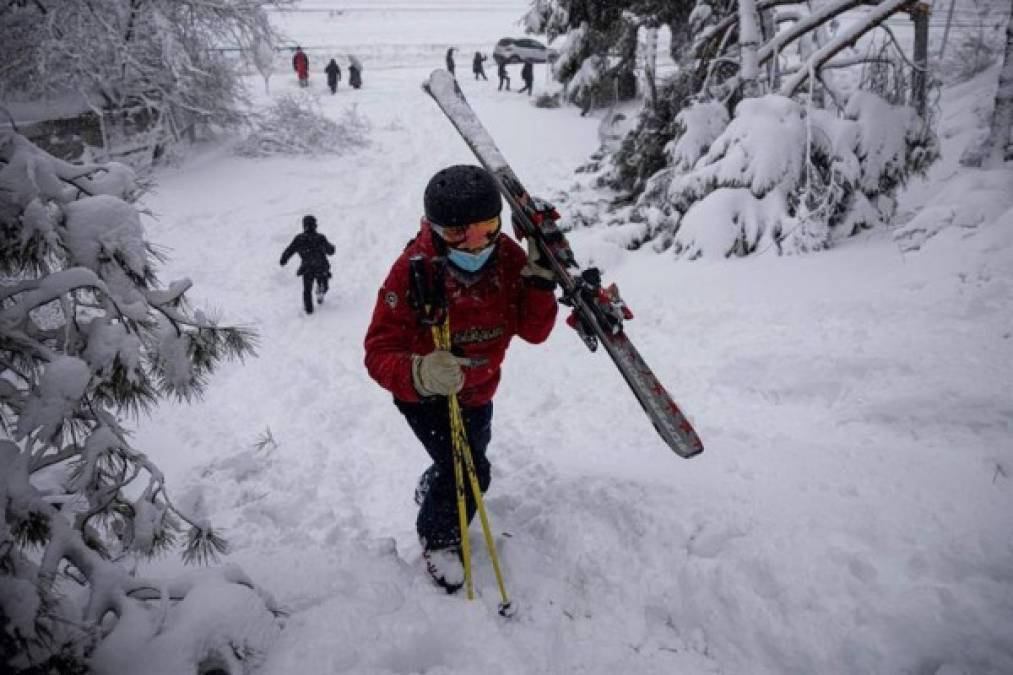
302;214;317;231
423;165;501;228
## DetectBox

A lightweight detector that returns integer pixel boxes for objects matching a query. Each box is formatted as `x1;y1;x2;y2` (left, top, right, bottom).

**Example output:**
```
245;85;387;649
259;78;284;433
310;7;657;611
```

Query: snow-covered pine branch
0;131;277;673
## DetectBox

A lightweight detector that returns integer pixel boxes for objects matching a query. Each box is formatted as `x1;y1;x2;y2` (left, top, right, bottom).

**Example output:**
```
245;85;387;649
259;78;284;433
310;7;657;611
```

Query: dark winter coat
521;61;533;84
325;60;341;85
280;231;335;277
349;65;362;89
472;52;486;74
445;48;455;74
364;221;557;407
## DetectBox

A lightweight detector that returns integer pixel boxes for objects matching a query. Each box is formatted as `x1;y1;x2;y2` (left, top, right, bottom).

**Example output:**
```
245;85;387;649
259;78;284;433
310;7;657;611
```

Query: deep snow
118;3;1013;674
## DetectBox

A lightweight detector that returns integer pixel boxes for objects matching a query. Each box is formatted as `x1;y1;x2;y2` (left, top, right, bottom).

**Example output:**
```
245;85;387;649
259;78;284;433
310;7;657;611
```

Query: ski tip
422;69;461;99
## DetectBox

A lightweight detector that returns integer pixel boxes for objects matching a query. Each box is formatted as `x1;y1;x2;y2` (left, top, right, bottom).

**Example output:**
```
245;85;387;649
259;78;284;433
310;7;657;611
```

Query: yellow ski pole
432;319;474;599
457;411;512;616
431;317;512;615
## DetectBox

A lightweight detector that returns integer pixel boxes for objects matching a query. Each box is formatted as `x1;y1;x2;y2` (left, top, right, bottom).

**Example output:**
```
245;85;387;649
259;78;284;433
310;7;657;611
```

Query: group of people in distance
291;46;362;93
445;47;534;96
291;44;534;96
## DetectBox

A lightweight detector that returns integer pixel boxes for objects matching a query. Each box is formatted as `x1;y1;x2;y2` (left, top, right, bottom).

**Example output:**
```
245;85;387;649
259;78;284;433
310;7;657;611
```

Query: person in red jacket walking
364;164;558;592
292;46;309;87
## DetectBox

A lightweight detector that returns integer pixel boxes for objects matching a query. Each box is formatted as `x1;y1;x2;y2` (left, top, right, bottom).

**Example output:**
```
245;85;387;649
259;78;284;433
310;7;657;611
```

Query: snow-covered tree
560;0;941;257
524;0;697;111
0;131;280;673
0;0;286;163
631;91;937;258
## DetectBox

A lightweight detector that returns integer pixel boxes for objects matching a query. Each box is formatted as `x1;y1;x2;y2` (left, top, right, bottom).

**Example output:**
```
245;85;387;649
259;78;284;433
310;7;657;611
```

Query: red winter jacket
364;221;557;407
293;51;309;78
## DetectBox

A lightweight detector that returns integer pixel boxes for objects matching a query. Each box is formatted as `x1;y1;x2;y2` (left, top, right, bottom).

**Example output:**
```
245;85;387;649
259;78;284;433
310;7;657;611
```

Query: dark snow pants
395;398;493;550
301;272;328;313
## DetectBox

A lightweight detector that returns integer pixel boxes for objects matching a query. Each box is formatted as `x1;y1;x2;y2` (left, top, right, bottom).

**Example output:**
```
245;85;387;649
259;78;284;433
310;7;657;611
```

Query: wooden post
911;2;930;117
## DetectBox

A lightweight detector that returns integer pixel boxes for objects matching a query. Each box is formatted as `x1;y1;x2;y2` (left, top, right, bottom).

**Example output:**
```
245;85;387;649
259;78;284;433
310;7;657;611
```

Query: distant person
445;47;456;77
292;46;309;88
518;60;534;96
497;58;510;91
325;58;342;94
348;54;363;89
472;52;488;81
280;215;336;315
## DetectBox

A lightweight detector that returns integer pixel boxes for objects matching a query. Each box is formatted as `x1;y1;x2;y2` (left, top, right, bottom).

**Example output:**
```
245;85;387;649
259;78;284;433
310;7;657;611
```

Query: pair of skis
422;70;703;459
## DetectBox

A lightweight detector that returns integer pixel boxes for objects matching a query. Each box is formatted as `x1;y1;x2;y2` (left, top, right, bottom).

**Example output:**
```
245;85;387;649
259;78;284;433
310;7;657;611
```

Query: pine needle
181;525;229;566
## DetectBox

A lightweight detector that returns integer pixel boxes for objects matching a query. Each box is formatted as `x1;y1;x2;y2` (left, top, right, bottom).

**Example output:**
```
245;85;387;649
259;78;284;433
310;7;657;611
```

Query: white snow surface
122;3;1013;674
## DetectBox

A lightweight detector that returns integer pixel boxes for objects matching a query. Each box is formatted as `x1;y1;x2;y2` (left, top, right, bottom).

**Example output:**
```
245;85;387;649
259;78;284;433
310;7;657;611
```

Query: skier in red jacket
364;164;558;592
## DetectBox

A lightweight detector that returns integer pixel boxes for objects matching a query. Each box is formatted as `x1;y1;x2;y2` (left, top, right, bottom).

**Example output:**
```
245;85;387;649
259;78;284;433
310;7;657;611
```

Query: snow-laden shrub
0;131;280;673
600;69;700;197
552;23;590;85
235;93;371;157
631;91;938;258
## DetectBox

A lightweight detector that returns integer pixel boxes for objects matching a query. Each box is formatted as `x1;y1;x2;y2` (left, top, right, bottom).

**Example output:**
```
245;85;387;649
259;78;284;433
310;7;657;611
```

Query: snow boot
423;545;464;593
316;288;325;305
414;465;439;507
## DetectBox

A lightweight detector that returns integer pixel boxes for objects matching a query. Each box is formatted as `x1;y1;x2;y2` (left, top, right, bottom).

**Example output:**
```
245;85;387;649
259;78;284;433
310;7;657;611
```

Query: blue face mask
447;243;495;272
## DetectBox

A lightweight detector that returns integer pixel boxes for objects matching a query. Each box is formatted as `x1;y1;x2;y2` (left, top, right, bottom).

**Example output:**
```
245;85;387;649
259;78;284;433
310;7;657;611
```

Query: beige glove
412;351;471;397
520;237;556;288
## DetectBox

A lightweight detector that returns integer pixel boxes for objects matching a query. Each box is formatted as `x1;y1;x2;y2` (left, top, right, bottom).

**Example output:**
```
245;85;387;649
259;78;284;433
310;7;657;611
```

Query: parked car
493;37;557;64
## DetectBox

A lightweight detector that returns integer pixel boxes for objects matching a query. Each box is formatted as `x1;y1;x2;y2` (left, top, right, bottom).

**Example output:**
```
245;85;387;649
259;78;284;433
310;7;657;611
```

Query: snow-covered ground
120;3;1013;674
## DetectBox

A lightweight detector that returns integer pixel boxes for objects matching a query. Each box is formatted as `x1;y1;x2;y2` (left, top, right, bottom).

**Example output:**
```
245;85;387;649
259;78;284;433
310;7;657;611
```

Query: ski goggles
430;216;501;251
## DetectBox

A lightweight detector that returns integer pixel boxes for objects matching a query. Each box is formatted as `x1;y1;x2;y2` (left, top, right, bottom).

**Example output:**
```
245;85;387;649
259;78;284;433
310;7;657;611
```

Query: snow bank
91;565;283;675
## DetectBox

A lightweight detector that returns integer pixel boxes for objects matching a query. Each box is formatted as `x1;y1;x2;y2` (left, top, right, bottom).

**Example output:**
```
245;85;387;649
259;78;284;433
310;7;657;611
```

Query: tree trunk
644;26;659;108
739;0;763;97
985;4;1013;166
